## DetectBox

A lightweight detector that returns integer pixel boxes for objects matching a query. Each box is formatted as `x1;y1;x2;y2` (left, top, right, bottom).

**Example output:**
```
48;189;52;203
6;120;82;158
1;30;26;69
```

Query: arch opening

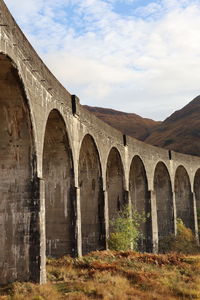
129;156;151;252
106;148;125;222
43;110;75;258
175;166;194;231
78;134;105;255
194;169;200;238
0;54;35;283
154;162;174;250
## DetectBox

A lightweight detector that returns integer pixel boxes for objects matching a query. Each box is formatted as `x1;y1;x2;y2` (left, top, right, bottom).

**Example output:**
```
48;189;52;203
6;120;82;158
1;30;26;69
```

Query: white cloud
4;0;200;120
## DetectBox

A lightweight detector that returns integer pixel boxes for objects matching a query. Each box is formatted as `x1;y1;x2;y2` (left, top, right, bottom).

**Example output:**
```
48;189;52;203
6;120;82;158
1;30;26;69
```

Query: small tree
108;205;144;251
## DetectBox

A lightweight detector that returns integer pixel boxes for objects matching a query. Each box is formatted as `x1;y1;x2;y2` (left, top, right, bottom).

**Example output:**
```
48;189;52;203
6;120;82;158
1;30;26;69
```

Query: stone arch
78;134;105;254
194;169;200;238
175;166;194;231
154;162;174;249
43;109;75;258
129;155;150;251
0;53;37;283
106;147;125;220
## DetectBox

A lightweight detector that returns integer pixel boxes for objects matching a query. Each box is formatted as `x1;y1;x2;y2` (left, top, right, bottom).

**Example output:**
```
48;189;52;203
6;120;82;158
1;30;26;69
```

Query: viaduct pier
0;0;200;284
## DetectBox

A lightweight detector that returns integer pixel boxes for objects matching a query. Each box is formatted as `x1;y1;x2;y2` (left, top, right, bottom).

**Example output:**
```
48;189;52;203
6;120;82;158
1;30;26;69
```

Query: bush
107;205;144;251
159;218;199;254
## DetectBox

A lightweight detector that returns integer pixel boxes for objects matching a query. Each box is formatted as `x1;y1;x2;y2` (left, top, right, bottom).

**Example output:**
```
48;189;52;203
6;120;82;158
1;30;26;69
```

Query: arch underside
0;54;35;283
106;148;125;223
154;162;174;250
43;110;75;258
129;156;151;252
79;135;105;255
175;166;194;231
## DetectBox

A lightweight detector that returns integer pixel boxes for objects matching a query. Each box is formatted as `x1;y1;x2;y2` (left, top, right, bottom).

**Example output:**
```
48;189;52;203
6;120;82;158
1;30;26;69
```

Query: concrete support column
75;187;82;257
104;190;109;249
38;178;46;284
192;192;199;243
29;177;46;284
172;191;177;235
149;190;158;253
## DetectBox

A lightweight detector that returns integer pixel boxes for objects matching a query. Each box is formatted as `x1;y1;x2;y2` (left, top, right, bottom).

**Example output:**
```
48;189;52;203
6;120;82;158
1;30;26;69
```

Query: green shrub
107;205;144;251
159;218;199;254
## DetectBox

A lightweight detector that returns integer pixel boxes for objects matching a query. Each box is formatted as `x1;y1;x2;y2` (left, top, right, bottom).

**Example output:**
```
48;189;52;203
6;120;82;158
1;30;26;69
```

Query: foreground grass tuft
1;251;200;299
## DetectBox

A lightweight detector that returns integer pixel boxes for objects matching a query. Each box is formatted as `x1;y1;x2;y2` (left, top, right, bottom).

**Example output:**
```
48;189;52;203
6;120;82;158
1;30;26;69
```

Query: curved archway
175;166;194;231
194;169;200;238
78;134;104;254
154;162;174;249
106;147;125;220
43;109;75;258
129;156;150;251
0;54;36;283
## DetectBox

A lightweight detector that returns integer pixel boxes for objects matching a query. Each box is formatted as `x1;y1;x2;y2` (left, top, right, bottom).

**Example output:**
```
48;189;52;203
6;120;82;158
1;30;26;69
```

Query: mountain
145;96;200;156
84;96;200;156
84;105;160;141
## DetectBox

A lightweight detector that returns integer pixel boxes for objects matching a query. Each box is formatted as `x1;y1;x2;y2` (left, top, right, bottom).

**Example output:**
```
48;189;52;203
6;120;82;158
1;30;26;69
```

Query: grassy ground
1;251;200;299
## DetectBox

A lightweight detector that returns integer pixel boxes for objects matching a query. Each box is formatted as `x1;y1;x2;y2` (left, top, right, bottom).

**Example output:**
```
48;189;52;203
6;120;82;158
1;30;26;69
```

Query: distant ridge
84;95;200;156
84;105;160;141
145;96;200;156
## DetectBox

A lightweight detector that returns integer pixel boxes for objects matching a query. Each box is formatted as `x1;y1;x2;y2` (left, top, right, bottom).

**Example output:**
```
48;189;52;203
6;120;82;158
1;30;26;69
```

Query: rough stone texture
1;0;200;285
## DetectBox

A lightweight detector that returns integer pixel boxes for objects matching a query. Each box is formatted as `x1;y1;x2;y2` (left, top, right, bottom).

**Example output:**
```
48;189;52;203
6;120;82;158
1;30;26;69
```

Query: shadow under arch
43;109;75;258
129;155;151;252
175;165;194;231
194;169;200;238
154;161;174;251
0;53;38;283
106;147;126;221
78;134;105;254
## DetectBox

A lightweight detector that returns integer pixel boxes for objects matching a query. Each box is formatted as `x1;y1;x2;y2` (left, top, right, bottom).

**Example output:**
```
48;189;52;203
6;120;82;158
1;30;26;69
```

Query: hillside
145;96;200;156
84;96;200;156
84;105;160;141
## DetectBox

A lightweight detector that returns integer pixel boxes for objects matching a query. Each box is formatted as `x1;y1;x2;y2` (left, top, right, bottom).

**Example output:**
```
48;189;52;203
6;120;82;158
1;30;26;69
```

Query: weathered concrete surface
78;134;105;254
1;0;200;285
43;110;75;258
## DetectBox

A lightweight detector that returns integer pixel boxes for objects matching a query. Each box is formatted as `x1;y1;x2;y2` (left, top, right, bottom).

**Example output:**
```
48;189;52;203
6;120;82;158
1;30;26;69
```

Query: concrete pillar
149;190;158;253
39;178;46;284
29;177;46;283
193;192;199;243
104;190;109;249
75;187;82;257
172;191;177;235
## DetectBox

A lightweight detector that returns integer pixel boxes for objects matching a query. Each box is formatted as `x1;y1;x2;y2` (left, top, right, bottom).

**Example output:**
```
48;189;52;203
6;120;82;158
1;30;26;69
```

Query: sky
3;0;200;120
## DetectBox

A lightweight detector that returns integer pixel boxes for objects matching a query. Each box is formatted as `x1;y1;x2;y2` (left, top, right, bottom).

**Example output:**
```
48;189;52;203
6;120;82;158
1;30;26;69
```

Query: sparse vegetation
107;205;144;251
1;251;200;299
1;219;200;299
159;218;200;254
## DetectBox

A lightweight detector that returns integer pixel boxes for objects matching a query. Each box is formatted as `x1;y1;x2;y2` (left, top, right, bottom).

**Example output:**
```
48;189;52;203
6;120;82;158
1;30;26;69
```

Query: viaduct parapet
0;0;200;284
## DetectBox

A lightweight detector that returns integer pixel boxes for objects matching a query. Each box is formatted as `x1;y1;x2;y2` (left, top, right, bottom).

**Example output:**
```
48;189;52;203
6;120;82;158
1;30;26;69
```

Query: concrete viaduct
1;0;200;285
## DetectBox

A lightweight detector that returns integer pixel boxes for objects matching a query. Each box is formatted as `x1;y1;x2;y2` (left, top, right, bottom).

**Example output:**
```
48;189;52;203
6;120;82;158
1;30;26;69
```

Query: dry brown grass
1;251;200;299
